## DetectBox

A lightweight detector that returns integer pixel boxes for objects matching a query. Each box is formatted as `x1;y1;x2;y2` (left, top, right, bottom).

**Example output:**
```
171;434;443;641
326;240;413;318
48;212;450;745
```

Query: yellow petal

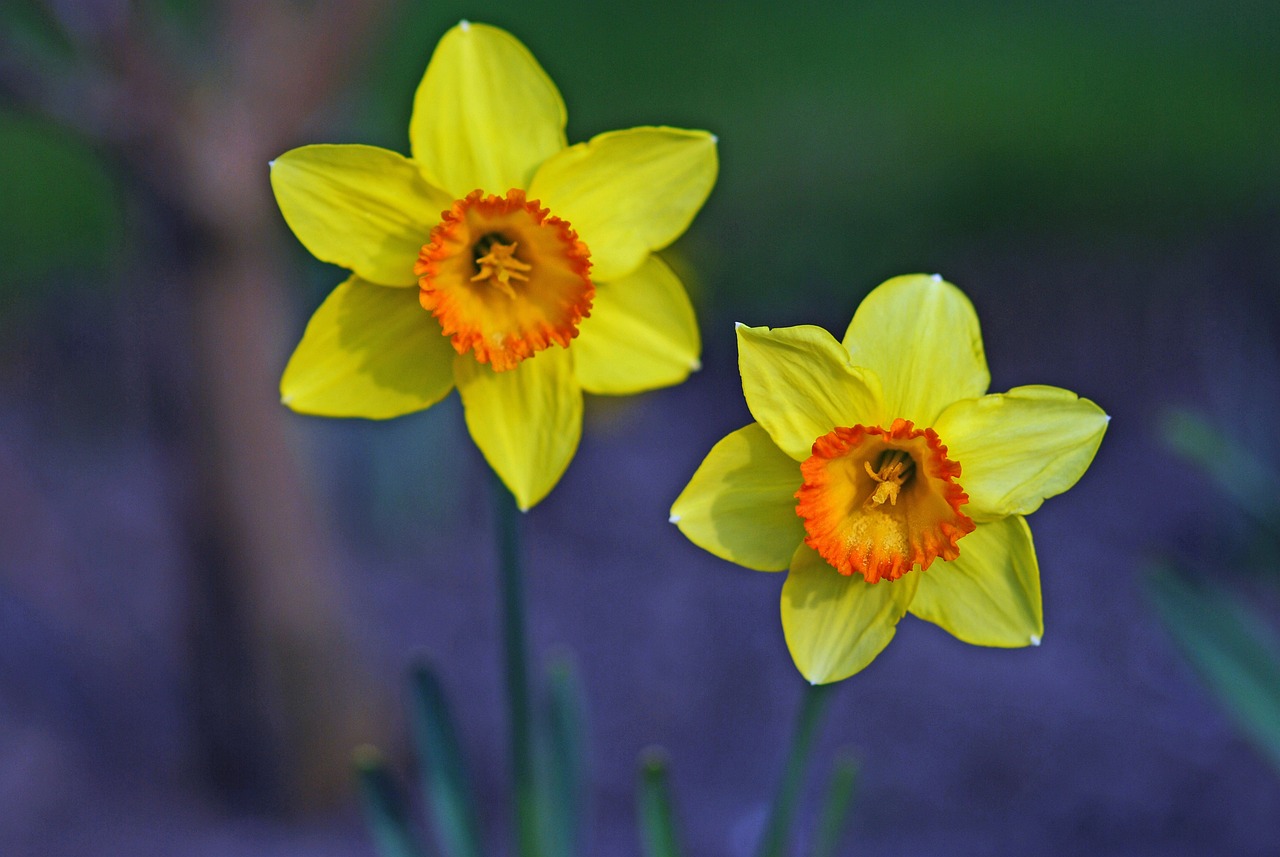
271;145;452;286
841;274;990;425
280;275;455;418
409;22;567;197
670;424;804;571
781;544;919;684
528;128;718;282
737;324;885;461
454;346;581;510
572;256;700;395
908;516;1043;647
934;385;1109;521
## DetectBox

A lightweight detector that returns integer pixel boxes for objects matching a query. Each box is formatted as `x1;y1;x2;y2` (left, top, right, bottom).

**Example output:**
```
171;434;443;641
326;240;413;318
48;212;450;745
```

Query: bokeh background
2;1;1279;855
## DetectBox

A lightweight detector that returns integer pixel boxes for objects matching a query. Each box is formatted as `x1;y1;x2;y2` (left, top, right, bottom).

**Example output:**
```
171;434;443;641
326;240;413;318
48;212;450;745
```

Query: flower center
794;418;975;583
416;189;593;372
470;235;532;298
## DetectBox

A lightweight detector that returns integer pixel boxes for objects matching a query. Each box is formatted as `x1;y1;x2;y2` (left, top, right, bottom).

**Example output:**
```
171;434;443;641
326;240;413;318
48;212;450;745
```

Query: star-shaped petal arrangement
272;22;718;509
671;275;1108;684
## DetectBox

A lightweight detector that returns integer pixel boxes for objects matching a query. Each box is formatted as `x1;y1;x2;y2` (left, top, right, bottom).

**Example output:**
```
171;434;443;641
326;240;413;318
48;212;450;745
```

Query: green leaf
355;746;430;857
1147;563;1280;773
539;655;589;857
0;111;122;303
808;751;859;857
756;682;835;857
1161;409;1280;542
409;662;483;857
637;748;683;857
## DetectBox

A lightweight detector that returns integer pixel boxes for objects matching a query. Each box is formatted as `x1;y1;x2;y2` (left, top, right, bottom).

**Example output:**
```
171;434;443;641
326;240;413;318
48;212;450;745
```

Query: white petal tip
1029;634;1041;647
267;159;276;170
710;134;719;144
668;514;681;524
1104;414;1113;423
280;395;292;405
734;321;746;330
930;273;943;282
689;358;702;372
808;679;819;686
459;19;471;31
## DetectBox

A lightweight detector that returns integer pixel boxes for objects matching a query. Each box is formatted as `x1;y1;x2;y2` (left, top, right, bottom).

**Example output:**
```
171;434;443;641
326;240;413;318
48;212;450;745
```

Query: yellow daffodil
271;22;718;509
671;275;1108;684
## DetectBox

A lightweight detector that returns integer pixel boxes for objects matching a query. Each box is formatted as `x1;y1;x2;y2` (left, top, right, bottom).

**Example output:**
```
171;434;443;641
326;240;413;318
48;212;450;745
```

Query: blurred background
2;0;1279;855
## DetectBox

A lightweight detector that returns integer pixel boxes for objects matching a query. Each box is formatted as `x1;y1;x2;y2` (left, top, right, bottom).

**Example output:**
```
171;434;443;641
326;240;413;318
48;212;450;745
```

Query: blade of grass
638;748;683;857
491;471;540;857
756;682;835;857
1147;562;1280;773
808;751;860;857
541;655;588;857
1161;409;1280;543
355;746;429;857
409;663;483;857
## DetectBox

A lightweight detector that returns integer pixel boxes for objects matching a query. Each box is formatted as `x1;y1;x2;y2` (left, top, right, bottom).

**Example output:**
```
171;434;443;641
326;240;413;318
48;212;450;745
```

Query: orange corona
795;418;975;583
416;189;593;372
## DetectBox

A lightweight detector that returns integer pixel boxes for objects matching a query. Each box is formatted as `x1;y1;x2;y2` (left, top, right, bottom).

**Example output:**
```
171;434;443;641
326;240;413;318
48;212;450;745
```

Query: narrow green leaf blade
637;748;683;857
808;751;860;857
540;655;589;857
1161;409;1280;540
355;746;429;857
409;663;484;857
1147;564;1280;772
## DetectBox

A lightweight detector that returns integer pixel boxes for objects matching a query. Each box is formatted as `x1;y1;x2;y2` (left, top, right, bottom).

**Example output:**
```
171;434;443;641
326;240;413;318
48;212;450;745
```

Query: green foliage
409;664;482;857
1147;566;1280;773
808;752;859;857
355;746;431;857
346;0;1280;315
1153;404;1280;776
637;749;683;857
0;111;122;311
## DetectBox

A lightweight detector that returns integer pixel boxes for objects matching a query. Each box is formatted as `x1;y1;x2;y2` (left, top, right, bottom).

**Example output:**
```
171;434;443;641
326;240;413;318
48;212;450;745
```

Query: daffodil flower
271;22;718;509
671;275;1108;684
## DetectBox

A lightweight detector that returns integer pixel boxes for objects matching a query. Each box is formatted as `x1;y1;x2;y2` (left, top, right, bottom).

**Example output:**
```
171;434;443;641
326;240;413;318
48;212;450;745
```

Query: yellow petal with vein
573;256;700;395
670;424;803;571
271;145;451;286
782;544;919;684
410;22;567;196
280;275;455;418
529;127;718;282
737;324;885;461
909;516;1043;647
934;385;1109;521
454;347;581;510
842;275;989;425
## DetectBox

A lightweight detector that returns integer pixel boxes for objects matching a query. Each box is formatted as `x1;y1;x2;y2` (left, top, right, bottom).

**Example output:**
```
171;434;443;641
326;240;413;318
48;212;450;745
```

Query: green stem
755;682;836;857
492;471;539;857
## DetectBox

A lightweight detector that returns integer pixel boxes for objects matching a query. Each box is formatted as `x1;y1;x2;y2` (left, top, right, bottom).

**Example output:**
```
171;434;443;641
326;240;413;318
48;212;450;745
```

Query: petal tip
710;133;719;144
1029;634;1041;646
458;18;471;31
668;513;681;524
267;159;276;170
930;273;943;282
734;321;746;330
689;357;702;371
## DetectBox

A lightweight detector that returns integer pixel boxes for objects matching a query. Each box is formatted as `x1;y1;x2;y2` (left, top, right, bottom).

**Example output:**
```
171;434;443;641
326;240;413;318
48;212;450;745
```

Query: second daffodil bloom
671;275;1108;684
271;22;717;509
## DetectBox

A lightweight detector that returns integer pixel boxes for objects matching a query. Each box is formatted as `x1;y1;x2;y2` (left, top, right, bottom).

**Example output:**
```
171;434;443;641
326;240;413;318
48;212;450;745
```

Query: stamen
470;240;532;299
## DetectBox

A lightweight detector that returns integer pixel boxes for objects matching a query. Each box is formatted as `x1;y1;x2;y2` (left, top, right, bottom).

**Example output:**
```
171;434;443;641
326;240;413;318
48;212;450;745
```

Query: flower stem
755;681;836;857
491;471;539;857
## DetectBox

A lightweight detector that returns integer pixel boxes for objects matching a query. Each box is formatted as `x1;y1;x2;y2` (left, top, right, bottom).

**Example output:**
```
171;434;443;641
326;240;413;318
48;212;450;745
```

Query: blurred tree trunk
2;0;395;810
